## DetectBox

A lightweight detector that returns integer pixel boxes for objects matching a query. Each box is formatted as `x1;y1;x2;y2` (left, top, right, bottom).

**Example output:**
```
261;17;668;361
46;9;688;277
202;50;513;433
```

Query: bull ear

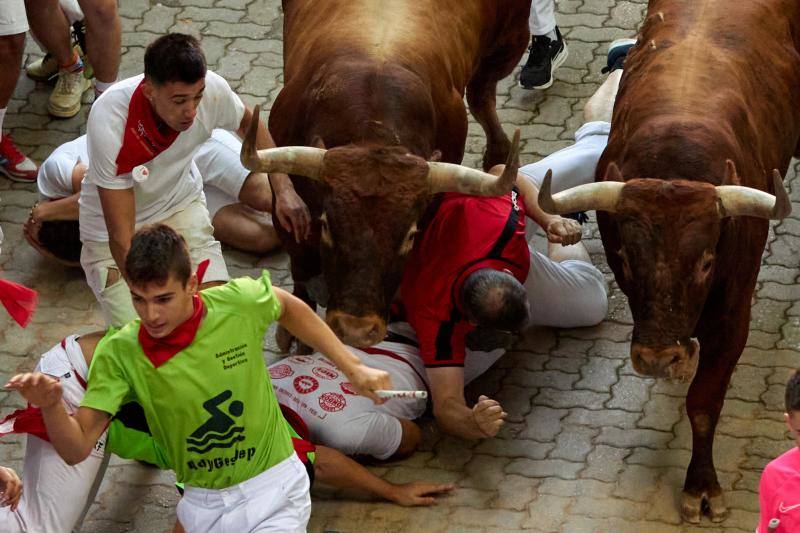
723;159;741;186
310;135;326;149
429;149;443;162
604;162;624;182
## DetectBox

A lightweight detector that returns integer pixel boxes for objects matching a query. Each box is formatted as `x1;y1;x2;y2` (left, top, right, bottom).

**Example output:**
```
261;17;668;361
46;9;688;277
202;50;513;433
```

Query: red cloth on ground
399;191;529;367
0;278;38;328
115;81;180;176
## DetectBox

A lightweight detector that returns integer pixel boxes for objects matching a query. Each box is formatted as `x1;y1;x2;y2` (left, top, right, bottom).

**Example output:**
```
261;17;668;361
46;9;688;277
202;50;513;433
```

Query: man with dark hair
757;370;800;532
78;32;309;327
7;223;391;532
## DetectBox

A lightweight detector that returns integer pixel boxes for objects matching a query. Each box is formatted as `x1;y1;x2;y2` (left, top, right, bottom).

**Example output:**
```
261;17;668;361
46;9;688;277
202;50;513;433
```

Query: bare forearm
315;445;400;503
98;187;135;274
40;403;96;465
433;398;485;440
277;292;362;373
516;175;559;230
36;194;80;222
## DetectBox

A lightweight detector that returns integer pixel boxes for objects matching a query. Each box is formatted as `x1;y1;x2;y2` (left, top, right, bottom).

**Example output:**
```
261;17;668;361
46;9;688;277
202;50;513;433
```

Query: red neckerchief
0;278;38;328
115;81;180;176
137;259;210;368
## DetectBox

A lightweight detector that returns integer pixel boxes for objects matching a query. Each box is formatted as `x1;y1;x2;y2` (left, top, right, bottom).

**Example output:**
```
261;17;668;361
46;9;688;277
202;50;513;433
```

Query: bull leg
681;292;751;523
466;20;529;170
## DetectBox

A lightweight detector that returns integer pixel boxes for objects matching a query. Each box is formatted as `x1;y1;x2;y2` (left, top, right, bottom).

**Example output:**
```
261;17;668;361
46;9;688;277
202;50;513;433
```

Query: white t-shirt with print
78;71;245;242
269;322;504;460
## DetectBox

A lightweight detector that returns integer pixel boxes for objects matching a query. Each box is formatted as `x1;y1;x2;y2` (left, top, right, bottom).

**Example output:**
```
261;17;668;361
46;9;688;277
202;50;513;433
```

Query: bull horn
241;105;327;179
715;169;791;220
426;129;521;196
538;171;625;214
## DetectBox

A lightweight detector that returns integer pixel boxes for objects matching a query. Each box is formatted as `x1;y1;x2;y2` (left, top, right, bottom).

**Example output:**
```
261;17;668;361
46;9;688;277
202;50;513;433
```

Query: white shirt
78;71;245;242
269;323;504;460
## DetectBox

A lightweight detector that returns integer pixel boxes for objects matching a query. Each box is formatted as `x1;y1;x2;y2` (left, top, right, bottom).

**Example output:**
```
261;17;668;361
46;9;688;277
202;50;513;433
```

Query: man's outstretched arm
426;366;506;440
5;373;110;465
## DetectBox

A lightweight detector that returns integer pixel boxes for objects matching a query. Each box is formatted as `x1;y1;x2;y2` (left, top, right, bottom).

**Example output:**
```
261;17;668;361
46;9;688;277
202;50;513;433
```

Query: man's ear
141;78;155;102
429;150;442;162
187;273;199;295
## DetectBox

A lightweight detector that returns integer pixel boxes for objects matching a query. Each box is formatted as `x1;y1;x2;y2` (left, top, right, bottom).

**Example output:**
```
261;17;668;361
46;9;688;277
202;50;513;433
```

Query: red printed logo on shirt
293;375;319;394
289;356;314;365
340;382;359;396
319;392;346;412
269;364;294;380
312;366;339;380
318;357;336;368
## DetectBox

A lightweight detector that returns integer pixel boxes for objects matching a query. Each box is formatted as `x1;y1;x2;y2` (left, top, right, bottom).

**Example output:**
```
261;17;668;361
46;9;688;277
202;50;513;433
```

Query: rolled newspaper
376;390;428;399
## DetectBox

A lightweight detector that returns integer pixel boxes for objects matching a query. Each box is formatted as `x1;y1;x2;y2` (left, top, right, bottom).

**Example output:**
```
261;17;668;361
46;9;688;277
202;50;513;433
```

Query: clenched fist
472;395;507;437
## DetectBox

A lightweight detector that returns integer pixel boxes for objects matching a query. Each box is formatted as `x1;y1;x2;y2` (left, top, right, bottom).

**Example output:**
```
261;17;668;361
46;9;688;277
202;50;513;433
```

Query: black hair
125;224;191;287
144;33;206;85
39;220;82;263
461;268;528;332
786;370;800;412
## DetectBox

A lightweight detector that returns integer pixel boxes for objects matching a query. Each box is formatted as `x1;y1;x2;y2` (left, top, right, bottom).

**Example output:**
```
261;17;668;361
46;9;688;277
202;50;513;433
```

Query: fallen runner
24;129;279;267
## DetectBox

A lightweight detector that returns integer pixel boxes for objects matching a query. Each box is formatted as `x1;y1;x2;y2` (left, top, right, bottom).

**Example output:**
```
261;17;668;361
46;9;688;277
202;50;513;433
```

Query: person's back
758;370;800;532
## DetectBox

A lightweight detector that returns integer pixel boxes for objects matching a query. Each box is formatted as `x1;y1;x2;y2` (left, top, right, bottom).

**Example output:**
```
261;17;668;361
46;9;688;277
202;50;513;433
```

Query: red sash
115;81;180;176
0;278;38;328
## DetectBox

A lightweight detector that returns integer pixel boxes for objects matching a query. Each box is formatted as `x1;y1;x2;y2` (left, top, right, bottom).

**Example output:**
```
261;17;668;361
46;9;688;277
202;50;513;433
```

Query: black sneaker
520;27;568;90
601;38;637;74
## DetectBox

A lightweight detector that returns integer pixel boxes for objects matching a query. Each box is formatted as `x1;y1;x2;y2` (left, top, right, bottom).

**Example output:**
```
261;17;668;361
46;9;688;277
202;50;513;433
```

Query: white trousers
177;454;311;533
529;0;556;36
519;121;611;329
0;340;107;533
80;197;230;327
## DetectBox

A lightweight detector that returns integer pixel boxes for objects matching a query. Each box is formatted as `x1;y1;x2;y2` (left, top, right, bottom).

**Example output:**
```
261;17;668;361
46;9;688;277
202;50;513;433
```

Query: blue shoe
602;38;637;73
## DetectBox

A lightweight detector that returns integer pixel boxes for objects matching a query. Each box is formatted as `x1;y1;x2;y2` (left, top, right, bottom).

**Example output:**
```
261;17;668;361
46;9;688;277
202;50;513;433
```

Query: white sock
94;79;115;96
0;107;6;141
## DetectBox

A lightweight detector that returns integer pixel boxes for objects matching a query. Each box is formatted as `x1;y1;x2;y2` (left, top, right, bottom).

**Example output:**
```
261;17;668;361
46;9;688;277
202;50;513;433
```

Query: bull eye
319;212;333;246
399;224;419;255
700;257;714;274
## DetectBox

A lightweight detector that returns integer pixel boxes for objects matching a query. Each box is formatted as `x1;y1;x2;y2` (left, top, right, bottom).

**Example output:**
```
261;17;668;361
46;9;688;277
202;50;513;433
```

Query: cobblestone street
1;0;798;531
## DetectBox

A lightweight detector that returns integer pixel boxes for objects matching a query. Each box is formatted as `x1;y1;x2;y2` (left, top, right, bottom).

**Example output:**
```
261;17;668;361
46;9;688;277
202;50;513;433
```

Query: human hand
274;186;311;243
472;395;506;437
0;466;22;511
545;216;582;246
344;363;393;404
5;372;63;409
389;481;456;506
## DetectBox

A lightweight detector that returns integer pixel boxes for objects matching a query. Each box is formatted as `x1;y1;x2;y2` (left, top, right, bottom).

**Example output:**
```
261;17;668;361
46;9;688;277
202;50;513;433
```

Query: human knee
79;0;118;23
0;34;25;62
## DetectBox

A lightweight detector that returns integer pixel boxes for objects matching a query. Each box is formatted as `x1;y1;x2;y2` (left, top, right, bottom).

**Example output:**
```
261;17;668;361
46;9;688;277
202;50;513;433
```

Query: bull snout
630;338;700;382
327;311;386;347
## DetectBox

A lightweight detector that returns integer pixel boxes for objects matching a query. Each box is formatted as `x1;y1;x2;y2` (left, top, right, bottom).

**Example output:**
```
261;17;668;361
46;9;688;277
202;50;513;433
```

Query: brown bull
241;0;531;348
539;0;800;523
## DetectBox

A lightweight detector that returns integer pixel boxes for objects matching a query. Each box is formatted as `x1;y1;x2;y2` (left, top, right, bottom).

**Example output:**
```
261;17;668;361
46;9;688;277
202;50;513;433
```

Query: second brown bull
241;0;531;349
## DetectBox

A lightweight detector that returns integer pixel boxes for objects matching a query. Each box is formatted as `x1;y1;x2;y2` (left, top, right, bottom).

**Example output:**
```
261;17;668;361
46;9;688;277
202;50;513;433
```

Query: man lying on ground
6;224;391;532
396;42;634;441
24;129;280;267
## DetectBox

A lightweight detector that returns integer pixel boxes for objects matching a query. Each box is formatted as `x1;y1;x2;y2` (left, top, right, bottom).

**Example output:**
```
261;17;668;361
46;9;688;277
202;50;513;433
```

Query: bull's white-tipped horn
426;129;521;196
715;169;791;220
241;105;327;179
538;171;625;215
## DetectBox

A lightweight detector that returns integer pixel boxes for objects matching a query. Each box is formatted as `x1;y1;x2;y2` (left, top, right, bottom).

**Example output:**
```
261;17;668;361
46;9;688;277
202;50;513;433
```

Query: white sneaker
48;69;91;118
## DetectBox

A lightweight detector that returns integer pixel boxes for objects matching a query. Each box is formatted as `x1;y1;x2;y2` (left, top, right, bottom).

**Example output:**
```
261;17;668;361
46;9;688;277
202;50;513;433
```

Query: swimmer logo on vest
186;390;245;453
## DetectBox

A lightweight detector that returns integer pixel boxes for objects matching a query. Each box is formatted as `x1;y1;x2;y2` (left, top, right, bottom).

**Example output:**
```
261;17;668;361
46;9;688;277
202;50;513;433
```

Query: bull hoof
680;492;702;524
276;325;294;353
707;493;729;522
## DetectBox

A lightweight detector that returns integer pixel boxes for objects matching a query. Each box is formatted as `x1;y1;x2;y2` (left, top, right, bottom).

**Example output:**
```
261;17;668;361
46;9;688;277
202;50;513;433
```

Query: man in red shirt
400;171;583;440
758;370;800;532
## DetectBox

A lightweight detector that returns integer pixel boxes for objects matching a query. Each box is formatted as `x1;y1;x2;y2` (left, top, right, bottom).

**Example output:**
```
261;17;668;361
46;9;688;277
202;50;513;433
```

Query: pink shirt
759;447;800;532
